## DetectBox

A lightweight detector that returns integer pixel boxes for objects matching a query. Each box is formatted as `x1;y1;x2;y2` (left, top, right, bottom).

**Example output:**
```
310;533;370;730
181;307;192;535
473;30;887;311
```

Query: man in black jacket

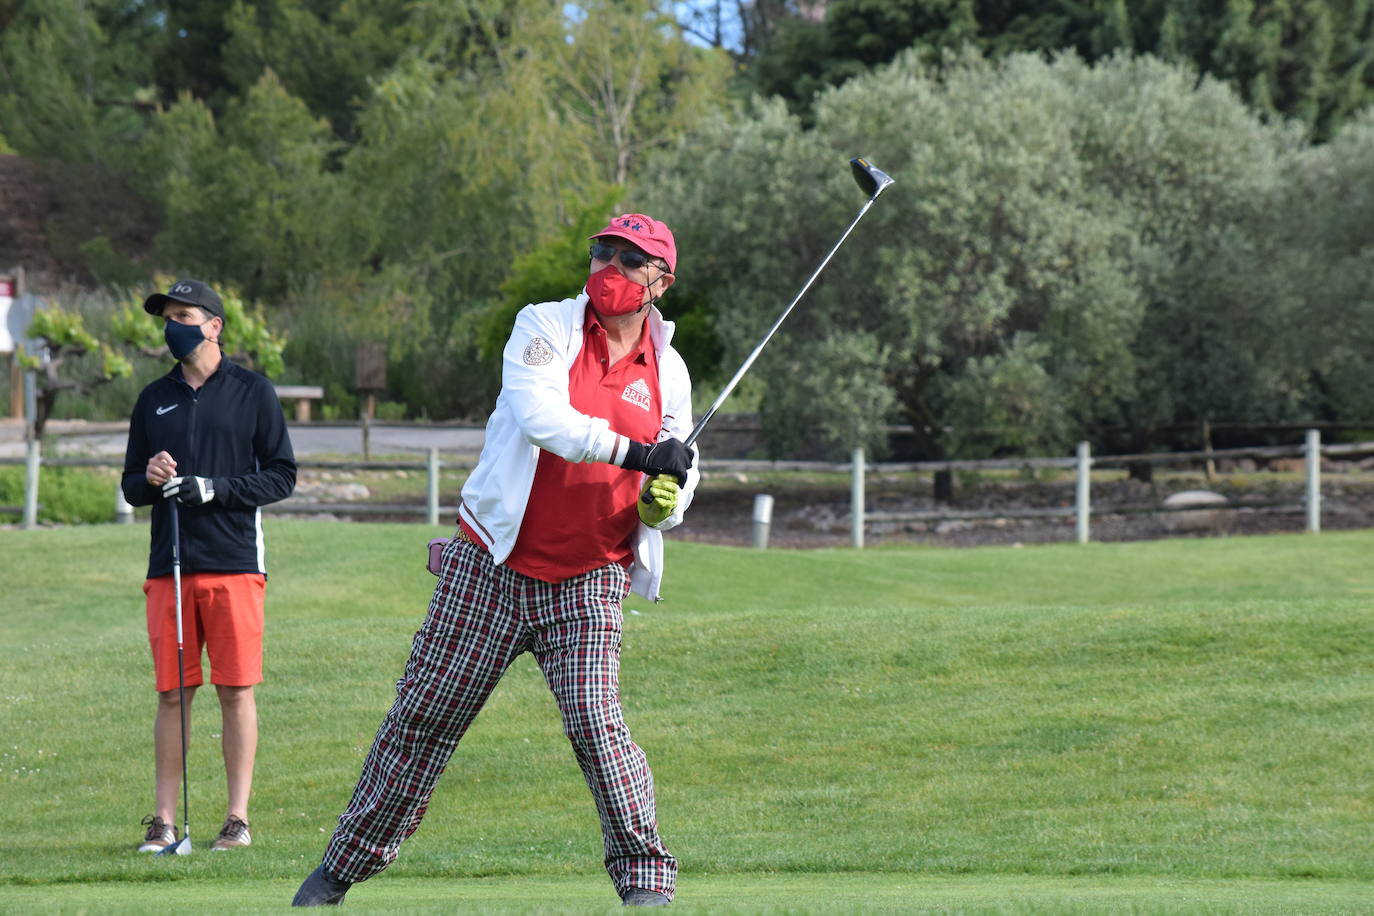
121;279;296;854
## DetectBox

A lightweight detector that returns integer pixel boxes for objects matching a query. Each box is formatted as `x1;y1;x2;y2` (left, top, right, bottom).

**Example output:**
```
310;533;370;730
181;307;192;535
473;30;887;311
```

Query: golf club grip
169;499;180;567
636;421;707;504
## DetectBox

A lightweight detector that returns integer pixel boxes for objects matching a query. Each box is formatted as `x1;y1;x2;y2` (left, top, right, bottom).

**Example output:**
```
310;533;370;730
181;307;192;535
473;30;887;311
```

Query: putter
642;157;894;502
156;499;193;856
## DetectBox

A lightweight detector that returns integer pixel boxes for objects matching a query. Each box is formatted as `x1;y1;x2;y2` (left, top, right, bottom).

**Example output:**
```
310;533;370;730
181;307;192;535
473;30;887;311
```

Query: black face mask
164;319;206;361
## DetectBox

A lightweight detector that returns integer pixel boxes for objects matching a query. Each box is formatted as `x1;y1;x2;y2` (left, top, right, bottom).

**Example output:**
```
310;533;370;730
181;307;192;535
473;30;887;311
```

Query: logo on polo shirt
622;378;652;411
522;337;553;366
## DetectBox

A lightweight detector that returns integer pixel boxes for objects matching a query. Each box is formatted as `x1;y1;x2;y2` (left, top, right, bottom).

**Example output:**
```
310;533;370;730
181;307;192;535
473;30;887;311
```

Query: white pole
426;447;440;526
22;370;38;529
1306;429;1321;534
115;483;134;524
752;494;774;549
22;438;39;529
1075;440;1091;544
851;446;865;549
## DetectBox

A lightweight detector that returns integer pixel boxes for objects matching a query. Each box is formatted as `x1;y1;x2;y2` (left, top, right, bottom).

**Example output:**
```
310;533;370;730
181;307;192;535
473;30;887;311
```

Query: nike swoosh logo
156;405;179;416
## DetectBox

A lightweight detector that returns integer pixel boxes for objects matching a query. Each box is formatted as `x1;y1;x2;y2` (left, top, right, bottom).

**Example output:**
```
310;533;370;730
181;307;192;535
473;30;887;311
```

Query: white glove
162;475;215;505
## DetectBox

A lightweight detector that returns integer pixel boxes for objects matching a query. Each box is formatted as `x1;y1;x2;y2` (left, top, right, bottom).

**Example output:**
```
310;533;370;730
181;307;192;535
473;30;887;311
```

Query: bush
374;400;407;420
0;465;119;524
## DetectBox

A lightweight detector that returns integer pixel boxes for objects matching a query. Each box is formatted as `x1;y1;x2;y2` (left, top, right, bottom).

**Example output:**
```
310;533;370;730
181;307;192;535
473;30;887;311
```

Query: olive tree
641;50;1147;458
1276;109;1374;425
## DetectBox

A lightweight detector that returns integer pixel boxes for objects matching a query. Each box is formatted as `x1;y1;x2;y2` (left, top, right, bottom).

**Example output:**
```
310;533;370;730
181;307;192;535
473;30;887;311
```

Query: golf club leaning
156;498;192;856
643;156;894;503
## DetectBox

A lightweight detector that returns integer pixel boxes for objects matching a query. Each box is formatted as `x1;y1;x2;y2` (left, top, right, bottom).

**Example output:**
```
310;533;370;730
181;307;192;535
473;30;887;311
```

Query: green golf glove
637;473;679;527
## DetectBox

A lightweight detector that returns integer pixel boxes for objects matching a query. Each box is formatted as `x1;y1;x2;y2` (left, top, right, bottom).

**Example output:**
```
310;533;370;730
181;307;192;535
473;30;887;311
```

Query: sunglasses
589;241;668;273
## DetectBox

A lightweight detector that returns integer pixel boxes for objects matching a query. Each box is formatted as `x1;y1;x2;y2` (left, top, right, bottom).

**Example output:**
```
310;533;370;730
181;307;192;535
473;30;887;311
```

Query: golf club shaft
171;502;189;842
684;194;880;450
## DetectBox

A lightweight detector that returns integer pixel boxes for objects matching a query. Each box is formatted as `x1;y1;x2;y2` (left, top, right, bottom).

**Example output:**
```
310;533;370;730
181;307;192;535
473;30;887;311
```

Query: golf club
156;499;192;856
643;157;894;502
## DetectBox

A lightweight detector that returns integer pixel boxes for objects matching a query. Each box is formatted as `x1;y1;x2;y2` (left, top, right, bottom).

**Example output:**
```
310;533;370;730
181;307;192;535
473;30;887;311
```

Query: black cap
143;279;225;321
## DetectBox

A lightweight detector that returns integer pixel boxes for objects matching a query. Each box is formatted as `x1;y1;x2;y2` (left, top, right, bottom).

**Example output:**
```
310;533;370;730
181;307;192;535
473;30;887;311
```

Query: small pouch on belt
426;538;449;576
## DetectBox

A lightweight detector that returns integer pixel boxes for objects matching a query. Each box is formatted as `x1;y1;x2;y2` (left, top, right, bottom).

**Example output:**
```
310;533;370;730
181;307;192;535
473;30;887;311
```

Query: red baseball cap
589;213;676;273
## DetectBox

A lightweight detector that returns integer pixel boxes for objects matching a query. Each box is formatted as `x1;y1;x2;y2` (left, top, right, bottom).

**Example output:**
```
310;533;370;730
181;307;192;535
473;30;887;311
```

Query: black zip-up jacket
122;360;297;579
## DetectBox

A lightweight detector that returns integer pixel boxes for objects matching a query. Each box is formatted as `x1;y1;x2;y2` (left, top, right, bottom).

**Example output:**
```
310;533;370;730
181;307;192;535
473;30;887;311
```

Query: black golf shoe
292;865;352;906
622;888;671;906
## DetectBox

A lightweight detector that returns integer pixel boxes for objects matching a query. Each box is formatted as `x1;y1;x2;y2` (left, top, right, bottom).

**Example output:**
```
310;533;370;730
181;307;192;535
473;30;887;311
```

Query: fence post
1202;419;1215;482
1075;440;1091;544
426;447;440;526
21;369;38;529
1306;429;1321;534
22;437;39;529
851;446;864;549
752;494;773;549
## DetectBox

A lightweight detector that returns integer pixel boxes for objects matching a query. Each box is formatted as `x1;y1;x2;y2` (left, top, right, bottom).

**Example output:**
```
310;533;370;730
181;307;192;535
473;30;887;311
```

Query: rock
1162;490;1229;509
1161;489;1228;532
292;480;371;502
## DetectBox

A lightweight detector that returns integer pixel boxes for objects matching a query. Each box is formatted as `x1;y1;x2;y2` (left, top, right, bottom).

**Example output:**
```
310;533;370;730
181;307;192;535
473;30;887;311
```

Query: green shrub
0;465;119;524
374;400;407;420
321;382;357;421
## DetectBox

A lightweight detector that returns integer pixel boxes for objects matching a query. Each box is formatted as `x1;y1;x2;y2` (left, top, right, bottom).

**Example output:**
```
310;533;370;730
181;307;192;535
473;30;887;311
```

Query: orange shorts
144;573;265;692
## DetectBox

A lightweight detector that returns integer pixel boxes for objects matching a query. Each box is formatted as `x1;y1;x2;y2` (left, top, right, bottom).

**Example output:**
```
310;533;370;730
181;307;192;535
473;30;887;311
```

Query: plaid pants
322;536;676;898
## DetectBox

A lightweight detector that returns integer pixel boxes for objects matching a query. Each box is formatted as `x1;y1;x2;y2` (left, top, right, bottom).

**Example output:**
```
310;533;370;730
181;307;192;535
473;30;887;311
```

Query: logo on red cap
590;213;676;272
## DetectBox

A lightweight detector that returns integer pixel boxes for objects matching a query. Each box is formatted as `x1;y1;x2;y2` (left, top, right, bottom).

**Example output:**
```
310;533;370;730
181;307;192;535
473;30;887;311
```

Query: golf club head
155;835;192;856
850;157;895;199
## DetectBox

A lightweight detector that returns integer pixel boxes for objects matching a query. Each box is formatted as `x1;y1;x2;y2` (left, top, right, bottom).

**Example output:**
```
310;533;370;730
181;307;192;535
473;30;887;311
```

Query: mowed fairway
1;522;1371;913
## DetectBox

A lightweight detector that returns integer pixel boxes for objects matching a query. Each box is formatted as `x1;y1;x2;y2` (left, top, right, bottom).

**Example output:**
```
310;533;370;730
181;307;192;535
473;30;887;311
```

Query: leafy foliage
746;0;1374;139
18;304;133;438
639;49;1374;458
222;0;416;141
3;1;1374;451
0;465;117;524
139;72;340;302
559;0;732;185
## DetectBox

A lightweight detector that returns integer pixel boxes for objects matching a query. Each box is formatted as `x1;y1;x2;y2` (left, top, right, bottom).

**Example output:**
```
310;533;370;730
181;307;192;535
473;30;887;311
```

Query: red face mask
586;264;650;317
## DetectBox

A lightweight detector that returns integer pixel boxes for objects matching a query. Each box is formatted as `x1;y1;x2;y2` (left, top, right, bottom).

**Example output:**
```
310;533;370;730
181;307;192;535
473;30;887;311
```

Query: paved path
0;420;486;459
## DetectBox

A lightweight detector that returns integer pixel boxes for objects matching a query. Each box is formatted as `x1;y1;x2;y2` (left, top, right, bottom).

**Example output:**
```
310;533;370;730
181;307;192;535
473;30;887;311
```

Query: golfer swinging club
293;214;697;907
122;279;297;854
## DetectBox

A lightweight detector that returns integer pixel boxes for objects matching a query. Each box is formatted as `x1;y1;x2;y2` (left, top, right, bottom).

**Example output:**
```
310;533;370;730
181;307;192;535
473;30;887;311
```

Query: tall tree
0;0;166;281
1273;107;1374;422
138;71;340;302
638;50;1321;459
222;0;416;141
744;0;1374;139
559;0;732;185
676;0;809;57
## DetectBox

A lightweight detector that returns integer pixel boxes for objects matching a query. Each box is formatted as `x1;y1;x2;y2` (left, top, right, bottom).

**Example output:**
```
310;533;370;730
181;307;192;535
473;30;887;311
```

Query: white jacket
458;293;698;601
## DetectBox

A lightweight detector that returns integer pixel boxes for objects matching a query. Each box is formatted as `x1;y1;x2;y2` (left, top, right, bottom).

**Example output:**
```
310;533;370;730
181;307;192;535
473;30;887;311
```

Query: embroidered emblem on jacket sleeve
522;337;554;366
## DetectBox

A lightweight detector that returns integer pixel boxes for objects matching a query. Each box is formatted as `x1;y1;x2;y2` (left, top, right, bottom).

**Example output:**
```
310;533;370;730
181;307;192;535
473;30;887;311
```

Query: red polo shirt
503;308;663;583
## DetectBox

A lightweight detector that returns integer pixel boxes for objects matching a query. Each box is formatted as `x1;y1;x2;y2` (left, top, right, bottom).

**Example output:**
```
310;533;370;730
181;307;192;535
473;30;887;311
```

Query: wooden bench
274;385;325;422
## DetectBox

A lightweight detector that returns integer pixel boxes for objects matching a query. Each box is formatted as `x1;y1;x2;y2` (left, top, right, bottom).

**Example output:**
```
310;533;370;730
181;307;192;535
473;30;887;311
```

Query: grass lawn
1;523;1371;912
